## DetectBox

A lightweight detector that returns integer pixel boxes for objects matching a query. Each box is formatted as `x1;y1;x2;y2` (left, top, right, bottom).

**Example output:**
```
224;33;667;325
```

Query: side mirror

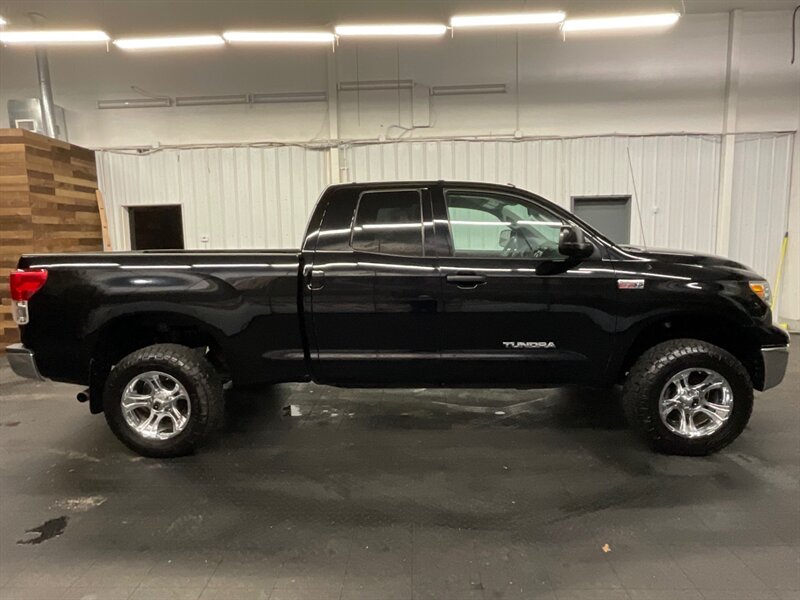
558;226;593;259
498;229;511;247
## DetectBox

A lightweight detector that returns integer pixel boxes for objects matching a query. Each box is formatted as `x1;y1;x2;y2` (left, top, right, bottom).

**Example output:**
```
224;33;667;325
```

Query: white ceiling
0;0;796;35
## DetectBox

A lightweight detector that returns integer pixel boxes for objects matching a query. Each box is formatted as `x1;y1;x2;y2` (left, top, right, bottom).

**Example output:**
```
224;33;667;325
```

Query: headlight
748;280;772;306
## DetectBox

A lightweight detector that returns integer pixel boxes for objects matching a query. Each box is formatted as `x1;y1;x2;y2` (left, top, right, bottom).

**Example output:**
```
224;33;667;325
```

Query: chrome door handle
446;273;487;289
306;269;325;290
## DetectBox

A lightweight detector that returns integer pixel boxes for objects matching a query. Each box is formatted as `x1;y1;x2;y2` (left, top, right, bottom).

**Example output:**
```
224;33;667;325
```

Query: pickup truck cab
8;181;790;457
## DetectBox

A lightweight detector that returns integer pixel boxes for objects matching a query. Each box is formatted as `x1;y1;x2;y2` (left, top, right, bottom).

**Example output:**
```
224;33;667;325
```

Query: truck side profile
8;181;790;457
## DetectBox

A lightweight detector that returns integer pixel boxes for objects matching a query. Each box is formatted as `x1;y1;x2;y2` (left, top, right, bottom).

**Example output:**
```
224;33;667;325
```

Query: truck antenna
626;145;648;249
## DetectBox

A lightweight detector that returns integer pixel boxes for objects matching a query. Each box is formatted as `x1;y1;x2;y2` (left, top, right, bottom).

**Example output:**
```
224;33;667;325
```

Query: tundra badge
502;341;556;349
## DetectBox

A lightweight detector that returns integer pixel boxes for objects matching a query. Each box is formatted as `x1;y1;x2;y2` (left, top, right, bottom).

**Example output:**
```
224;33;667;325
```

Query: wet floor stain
17;516;69;545
53;495;107;512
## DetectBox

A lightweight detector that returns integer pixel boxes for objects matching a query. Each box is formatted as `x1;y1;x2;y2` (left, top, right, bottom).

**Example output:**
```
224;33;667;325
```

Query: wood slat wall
0;129;102;347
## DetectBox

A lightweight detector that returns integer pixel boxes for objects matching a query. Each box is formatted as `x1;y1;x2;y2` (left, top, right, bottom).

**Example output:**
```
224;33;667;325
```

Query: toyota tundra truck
7;181;790;457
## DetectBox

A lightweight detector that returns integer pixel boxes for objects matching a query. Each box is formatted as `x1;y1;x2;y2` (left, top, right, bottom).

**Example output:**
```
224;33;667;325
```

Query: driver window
445;191;566;258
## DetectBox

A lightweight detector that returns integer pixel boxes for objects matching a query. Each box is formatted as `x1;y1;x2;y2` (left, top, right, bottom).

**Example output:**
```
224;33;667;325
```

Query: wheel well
618;316;762;386
87;314;228;413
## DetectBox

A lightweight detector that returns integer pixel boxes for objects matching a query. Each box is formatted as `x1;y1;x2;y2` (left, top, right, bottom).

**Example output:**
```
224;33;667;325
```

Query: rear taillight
10;269;48;301
10;269;47;325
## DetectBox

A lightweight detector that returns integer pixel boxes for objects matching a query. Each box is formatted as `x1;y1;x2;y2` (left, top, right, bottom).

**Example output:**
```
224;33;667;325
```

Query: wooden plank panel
0;129;101;347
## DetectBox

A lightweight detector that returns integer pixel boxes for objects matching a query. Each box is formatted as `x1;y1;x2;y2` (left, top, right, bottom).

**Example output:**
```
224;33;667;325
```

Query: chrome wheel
659;368;733;439
121;371;191;440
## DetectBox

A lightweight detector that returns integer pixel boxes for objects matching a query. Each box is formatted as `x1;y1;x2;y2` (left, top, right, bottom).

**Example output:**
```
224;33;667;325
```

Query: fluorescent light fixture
252;91;327;103
431;83;507;96
223;31;335;43
338;79;414;92
334;24;447;37
450;12;565;28
0;30;109;44
562;12;680;32
175;94;249;107
114;34;224;50
0;16;7;26
97;98;172;110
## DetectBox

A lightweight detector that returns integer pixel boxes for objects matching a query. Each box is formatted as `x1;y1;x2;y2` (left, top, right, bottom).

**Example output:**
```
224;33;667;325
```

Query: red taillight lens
9;269;48;301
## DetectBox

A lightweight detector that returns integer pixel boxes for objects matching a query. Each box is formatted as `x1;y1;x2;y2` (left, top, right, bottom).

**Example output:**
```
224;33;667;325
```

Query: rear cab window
351;190;424;256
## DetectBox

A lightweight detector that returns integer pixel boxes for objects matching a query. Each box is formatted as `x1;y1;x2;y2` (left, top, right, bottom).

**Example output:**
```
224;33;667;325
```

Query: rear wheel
622;339;753;456
103;344;224;458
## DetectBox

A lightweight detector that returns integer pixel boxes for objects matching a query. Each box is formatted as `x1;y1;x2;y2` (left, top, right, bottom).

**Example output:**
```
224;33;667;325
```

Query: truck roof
326;180;518;191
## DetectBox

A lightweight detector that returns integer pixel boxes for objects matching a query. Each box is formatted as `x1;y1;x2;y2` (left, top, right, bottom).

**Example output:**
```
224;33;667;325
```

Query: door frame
570;195;632;245
124;203;185;251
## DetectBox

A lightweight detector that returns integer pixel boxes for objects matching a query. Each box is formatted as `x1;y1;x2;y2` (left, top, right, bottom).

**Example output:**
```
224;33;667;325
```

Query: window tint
445;191;565;259
352;190;423;256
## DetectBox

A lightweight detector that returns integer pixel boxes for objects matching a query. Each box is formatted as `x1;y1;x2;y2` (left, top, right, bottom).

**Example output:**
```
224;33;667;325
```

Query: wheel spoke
144;373;167;393
660;399;681;419
676;407;691;436
695;406;724;426
701;400;732;418
167;406;188;431
121;393;152;412
674;372;691;393
696;373;726;395
136;411;162;436
122;401;151;413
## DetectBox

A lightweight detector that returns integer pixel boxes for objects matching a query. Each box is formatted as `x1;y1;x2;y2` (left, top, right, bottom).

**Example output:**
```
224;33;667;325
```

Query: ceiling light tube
338;79;414;92
97;98;172;110
252;91;328;103
562;13;680;32
175;94;249;107
0;30;109;44
431;83;507;96
450;12;565;28
114;34;225;50
334;24;447;37
223;31;335;43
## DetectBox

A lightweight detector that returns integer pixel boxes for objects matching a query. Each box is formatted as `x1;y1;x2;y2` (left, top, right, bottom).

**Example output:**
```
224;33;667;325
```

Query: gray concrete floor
0;338;798;600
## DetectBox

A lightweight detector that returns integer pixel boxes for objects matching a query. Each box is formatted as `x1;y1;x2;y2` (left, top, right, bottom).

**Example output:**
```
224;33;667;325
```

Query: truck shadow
220;383;629;435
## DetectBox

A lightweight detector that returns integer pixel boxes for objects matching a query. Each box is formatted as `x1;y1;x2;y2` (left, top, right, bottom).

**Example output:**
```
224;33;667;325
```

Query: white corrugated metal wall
729;133;795;284
96;132;792;286
344;133;793;277
345;135;725;254
97;146;329;250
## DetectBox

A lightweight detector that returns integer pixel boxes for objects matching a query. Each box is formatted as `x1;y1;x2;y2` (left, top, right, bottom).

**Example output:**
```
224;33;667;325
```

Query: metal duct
28;12;57;138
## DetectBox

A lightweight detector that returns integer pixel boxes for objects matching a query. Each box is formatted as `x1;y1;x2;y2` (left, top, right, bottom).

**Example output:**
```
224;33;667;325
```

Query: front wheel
622;339;753;456
103;344;224;458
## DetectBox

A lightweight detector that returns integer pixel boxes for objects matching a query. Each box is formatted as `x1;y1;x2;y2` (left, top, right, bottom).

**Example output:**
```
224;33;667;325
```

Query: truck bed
16;249;307;387
17;249;301;269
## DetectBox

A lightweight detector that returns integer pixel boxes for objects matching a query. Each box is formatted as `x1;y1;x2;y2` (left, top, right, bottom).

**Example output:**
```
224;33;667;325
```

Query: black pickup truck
8;181;789;458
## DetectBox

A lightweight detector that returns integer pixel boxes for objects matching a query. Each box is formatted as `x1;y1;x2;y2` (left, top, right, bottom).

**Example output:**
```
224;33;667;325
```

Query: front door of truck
433;186;617;385
306;186;441;385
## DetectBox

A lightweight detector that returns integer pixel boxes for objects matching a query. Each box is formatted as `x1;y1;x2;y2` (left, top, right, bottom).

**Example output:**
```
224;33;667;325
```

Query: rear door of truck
303;185;441;385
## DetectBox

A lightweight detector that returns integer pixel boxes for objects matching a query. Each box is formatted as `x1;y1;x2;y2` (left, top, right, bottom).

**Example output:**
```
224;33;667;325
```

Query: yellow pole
772;231;789;328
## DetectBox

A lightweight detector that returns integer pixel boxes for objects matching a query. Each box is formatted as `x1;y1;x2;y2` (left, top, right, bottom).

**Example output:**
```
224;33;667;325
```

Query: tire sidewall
104;350;214;457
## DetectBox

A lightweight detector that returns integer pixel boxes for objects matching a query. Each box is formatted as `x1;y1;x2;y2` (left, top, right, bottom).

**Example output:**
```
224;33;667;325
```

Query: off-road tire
103;344;224;458
622;338;753;456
